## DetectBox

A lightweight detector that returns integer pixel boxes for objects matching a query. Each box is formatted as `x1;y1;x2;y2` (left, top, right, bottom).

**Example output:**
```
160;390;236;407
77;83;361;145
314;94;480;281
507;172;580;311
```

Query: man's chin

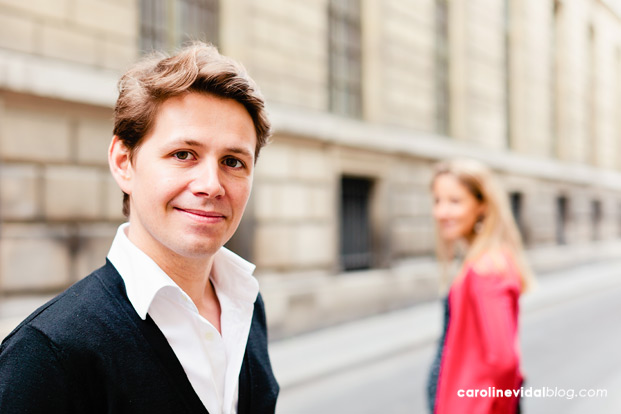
172;239;225;259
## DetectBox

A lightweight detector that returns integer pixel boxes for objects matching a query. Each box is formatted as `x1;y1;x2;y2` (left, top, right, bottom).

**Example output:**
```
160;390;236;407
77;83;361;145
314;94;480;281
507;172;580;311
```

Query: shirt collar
107;223;260;320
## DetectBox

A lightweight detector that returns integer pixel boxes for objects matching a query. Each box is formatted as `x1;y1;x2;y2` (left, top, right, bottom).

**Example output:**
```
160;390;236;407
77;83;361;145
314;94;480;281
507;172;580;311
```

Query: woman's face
432;173;486;243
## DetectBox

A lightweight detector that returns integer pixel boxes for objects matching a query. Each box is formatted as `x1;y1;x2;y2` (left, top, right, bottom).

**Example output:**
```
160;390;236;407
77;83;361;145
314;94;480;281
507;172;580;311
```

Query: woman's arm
469;265;521;379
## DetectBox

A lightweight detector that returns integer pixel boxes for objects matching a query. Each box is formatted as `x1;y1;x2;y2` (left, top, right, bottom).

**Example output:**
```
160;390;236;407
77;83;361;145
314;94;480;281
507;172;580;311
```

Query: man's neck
125;227;223;332
161;256;222;333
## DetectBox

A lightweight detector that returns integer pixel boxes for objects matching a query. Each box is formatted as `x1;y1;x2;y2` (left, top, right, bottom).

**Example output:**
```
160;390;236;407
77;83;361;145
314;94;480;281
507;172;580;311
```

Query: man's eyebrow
169;139;254;158
226;147;254;159
176;138;204;147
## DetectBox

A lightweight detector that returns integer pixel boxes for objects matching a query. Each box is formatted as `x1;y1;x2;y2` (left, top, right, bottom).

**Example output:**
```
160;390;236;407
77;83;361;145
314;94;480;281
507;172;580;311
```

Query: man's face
116;92;256;262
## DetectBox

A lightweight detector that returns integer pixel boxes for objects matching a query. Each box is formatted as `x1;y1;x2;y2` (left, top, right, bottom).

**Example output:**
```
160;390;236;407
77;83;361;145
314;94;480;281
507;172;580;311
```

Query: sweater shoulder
2;262;133;347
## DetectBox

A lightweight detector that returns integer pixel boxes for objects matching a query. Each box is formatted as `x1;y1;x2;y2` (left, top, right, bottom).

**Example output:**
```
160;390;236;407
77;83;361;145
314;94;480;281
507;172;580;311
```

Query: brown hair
113;41;271;216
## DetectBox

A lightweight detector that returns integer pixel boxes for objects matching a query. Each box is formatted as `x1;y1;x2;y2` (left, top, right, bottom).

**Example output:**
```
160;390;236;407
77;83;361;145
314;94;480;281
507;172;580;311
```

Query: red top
434;251;523;414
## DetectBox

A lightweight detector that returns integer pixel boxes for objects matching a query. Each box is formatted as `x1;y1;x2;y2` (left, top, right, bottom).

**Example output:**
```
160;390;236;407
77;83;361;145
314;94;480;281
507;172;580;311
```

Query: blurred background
0;0;620;413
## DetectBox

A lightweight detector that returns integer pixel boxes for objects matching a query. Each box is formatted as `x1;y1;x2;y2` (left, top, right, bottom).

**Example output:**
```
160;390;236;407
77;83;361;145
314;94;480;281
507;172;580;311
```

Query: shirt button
204;332;214;341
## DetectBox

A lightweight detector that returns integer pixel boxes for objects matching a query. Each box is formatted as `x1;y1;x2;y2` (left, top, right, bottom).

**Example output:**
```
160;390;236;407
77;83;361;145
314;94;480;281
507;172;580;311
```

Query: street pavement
272;258;621;413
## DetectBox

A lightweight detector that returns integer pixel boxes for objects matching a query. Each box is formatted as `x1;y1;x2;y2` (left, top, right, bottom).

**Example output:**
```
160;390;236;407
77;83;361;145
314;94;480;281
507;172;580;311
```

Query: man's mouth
174;207;226;222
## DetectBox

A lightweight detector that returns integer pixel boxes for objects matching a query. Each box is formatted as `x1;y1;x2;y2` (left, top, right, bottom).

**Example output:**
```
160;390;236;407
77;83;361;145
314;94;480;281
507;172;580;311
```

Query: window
618;202;621;237
551;0;561;157
591;199;602;241
328;0;362;118
139;0;219;53
556;195;568;245
509;192;526;243
340;176;373;270
587;25;596;165
435;0;450;135
504;0;512;147
140;0;167;52
616;47;621;170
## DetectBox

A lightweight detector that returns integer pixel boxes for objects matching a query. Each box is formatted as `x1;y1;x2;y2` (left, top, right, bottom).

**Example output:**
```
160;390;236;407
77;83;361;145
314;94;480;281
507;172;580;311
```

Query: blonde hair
431;159;535;292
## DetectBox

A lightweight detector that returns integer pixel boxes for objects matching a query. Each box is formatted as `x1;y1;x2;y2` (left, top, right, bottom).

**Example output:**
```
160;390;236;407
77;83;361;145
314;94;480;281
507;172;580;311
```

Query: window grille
509;192;526;243
328;0;362;118
435;0;450;135
591;199;602;241
140;0;219;53
556;195;568;245
340;176;373;271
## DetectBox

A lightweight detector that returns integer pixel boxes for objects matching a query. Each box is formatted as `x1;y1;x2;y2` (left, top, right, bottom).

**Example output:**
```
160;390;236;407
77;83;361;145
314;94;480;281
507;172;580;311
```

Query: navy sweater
0;260;279;413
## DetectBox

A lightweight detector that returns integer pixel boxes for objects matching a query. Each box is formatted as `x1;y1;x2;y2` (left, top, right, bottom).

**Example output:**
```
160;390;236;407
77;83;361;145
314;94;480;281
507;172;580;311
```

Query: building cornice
0;49;118;108
269;104;621;191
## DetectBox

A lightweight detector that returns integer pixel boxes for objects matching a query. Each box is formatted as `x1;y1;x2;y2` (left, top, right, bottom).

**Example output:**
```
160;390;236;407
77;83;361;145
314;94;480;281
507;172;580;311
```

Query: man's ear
108;135;133;195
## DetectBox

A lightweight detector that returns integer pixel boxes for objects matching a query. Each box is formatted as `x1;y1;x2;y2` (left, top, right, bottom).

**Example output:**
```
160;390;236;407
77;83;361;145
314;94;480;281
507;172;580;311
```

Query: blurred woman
426;159;535;414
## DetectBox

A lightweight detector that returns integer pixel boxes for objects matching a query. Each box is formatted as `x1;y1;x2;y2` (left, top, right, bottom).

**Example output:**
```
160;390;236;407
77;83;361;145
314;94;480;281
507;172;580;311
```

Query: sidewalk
269;258;621;390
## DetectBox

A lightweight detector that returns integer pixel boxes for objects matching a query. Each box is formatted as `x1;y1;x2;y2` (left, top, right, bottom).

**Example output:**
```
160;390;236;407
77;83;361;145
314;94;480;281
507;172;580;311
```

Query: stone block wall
0;0;136;71
0;92;122;292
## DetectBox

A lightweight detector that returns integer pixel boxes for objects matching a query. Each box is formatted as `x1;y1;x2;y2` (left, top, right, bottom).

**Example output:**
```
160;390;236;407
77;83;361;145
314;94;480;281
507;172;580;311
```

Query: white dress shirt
107;223;260;414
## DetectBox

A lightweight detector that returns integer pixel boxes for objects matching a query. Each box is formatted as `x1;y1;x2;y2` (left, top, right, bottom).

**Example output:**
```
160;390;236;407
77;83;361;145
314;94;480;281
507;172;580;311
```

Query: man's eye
173;151;192;160
223;158;243;168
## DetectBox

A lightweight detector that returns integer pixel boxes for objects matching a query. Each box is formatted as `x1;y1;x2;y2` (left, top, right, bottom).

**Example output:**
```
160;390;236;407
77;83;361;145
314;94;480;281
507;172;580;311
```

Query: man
0;42;279;414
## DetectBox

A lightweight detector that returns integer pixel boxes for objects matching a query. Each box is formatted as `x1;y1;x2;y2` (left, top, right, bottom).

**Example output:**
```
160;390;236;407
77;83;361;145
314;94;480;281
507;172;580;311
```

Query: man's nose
189;160;225;198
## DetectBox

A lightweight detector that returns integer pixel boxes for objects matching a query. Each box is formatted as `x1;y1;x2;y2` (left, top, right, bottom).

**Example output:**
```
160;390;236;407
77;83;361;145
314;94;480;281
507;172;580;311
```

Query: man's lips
174;207;226;221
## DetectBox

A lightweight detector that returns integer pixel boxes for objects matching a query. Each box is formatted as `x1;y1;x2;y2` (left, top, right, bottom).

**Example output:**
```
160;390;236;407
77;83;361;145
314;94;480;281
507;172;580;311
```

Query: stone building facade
1;0;621;337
